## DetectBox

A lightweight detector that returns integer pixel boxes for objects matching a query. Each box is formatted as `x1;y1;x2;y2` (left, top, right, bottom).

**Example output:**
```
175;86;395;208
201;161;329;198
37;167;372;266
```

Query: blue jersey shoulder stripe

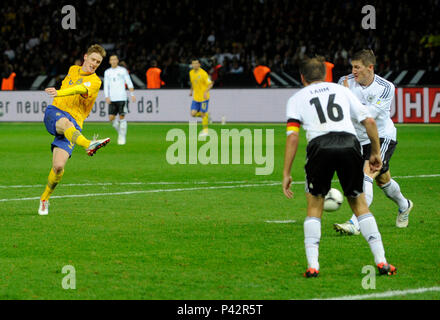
375;78;391;99
338;74;354;84
375;81;389;99
375;77;391;88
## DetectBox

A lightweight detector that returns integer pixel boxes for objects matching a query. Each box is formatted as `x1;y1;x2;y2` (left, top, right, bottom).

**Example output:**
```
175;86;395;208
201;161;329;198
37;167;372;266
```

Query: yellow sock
202;113;209;131
64;126;90;149
75;135;91;149
41;168;64;201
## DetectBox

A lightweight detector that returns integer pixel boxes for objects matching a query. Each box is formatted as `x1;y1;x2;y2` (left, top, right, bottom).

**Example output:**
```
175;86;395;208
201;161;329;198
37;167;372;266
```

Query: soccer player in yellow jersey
189;59;213;136
38;44;111;216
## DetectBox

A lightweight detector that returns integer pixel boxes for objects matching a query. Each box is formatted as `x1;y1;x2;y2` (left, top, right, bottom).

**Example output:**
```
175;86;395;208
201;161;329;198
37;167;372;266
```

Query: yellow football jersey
189;68;212;102
52;65;102;128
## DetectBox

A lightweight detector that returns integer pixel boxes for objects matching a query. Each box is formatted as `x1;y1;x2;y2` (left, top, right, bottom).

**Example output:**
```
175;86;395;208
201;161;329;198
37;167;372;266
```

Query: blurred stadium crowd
1;0;439;89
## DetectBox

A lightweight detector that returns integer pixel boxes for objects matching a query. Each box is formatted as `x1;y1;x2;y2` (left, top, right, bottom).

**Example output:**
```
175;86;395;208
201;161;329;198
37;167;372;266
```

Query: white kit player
104;55;136;145
282;56;396;277
334;50;413;235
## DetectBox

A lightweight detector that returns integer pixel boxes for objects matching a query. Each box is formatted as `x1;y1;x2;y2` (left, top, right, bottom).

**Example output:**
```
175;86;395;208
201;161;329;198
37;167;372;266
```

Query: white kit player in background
334;49;413;236
104;55;136;145
282;56;396;277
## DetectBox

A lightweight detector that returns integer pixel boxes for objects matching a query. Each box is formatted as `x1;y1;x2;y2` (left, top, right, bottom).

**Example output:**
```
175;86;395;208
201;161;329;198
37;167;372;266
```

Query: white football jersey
104;66;134;102
338;74;396;145
286;82;370;143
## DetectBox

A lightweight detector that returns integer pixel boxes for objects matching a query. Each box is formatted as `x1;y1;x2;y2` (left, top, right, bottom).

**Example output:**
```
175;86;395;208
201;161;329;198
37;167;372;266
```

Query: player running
104;54;136;145
38;44;110;216
282;56;397;277
334;49;413;235
189;58;213;137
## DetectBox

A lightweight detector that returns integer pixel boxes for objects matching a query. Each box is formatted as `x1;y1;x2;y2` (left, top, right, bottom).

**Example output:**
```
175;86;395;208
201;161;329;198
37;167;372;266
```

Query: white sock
119;119;127;137
364;175;374;207
304;217;321;270
112;118;120;132
358;213;386;265
349;214;360;230
380;179;409;212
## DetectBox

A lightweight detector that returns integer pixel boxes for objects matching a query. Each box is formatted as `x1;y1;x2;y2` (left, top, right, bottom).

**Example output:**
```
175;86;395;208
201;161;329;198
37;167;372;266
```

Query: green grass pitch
0;122;439;300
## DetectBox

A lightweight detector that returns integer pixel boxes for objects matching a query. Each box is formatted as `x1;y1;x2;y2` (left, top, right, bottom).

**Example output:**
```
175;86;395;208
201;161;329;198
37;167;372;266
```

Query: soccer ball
324;188;343;212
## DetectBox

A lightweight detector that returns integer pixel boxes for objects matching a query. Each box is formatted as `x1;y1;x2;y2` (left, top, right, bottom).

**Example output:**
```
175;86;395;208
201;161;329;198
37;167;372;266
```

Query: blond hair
86;44;106;58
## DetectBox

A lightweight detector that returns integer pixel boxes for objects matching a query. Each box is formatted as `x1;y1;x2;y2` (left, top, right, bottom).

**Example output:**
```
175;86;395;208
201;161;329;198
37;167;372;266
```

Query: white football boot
333;221;360;235
86;137;110;156
38;200;49;215
396;199;413;228
198;129;209;137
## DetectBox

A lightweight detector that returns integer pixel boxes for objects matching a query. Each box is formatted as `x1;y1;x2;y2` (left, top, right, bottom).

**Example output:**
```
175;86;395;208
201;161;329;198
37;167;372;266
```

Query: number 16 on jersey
310;94;344;124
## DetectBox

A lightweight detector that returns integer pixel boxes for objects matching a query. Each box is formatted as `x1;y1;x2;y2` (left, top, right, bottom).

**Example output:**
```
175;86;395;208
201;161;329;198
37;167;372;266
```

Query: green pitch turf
0;122;439;300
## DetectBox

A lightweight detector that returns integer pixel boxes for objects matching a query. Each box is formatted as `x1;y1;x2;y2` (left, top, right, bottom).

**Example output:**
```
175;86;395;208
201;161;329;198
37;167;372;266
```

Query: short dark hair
299;55;326;83
352;49;376;67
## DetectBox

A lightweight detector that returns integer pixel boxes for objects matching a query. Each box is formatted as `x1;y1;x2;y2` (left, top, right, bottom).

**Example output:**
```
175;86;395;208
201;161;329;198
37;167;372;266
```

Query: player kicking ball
334;50;413;235
282;56;396;277
38;44;110;216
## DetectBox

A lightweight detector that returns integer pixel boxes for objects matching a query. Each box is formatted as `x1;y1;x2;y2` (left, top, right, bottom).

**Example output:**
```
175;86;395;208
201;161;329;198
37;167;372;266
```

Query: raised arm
45;85;88;98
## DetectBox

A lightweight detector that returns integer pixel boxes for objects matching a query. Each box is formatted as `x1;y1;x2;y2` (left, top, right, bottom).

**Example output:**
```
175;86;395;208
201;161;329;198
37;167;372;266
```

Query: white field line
0;173;438;189
0;173;438;202
392;174;440;179
313;286;440;300
0;180;280;189
265;220;296;224
0;182;283;202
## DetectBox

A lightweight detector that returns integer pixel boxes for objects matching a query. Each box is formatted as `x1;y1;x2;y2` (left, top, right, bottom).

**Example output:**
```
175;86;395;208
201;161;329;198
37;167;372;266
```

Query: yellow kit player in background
189;59;213;137
38;44;111;215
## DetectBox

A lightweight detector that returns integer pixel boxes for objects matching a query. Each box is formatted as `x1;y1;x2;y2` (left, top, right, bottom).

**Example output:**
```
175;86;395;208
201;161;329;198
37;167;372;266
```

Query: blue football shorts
190;100;209;113
43;105;82;156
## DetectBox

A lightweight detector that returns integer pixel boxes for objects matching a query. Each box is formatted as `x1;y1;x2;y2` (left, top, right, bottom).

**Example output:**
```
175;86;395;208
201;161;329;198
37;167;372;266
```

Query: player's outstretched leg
63;126;110;156
348;195;397;276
